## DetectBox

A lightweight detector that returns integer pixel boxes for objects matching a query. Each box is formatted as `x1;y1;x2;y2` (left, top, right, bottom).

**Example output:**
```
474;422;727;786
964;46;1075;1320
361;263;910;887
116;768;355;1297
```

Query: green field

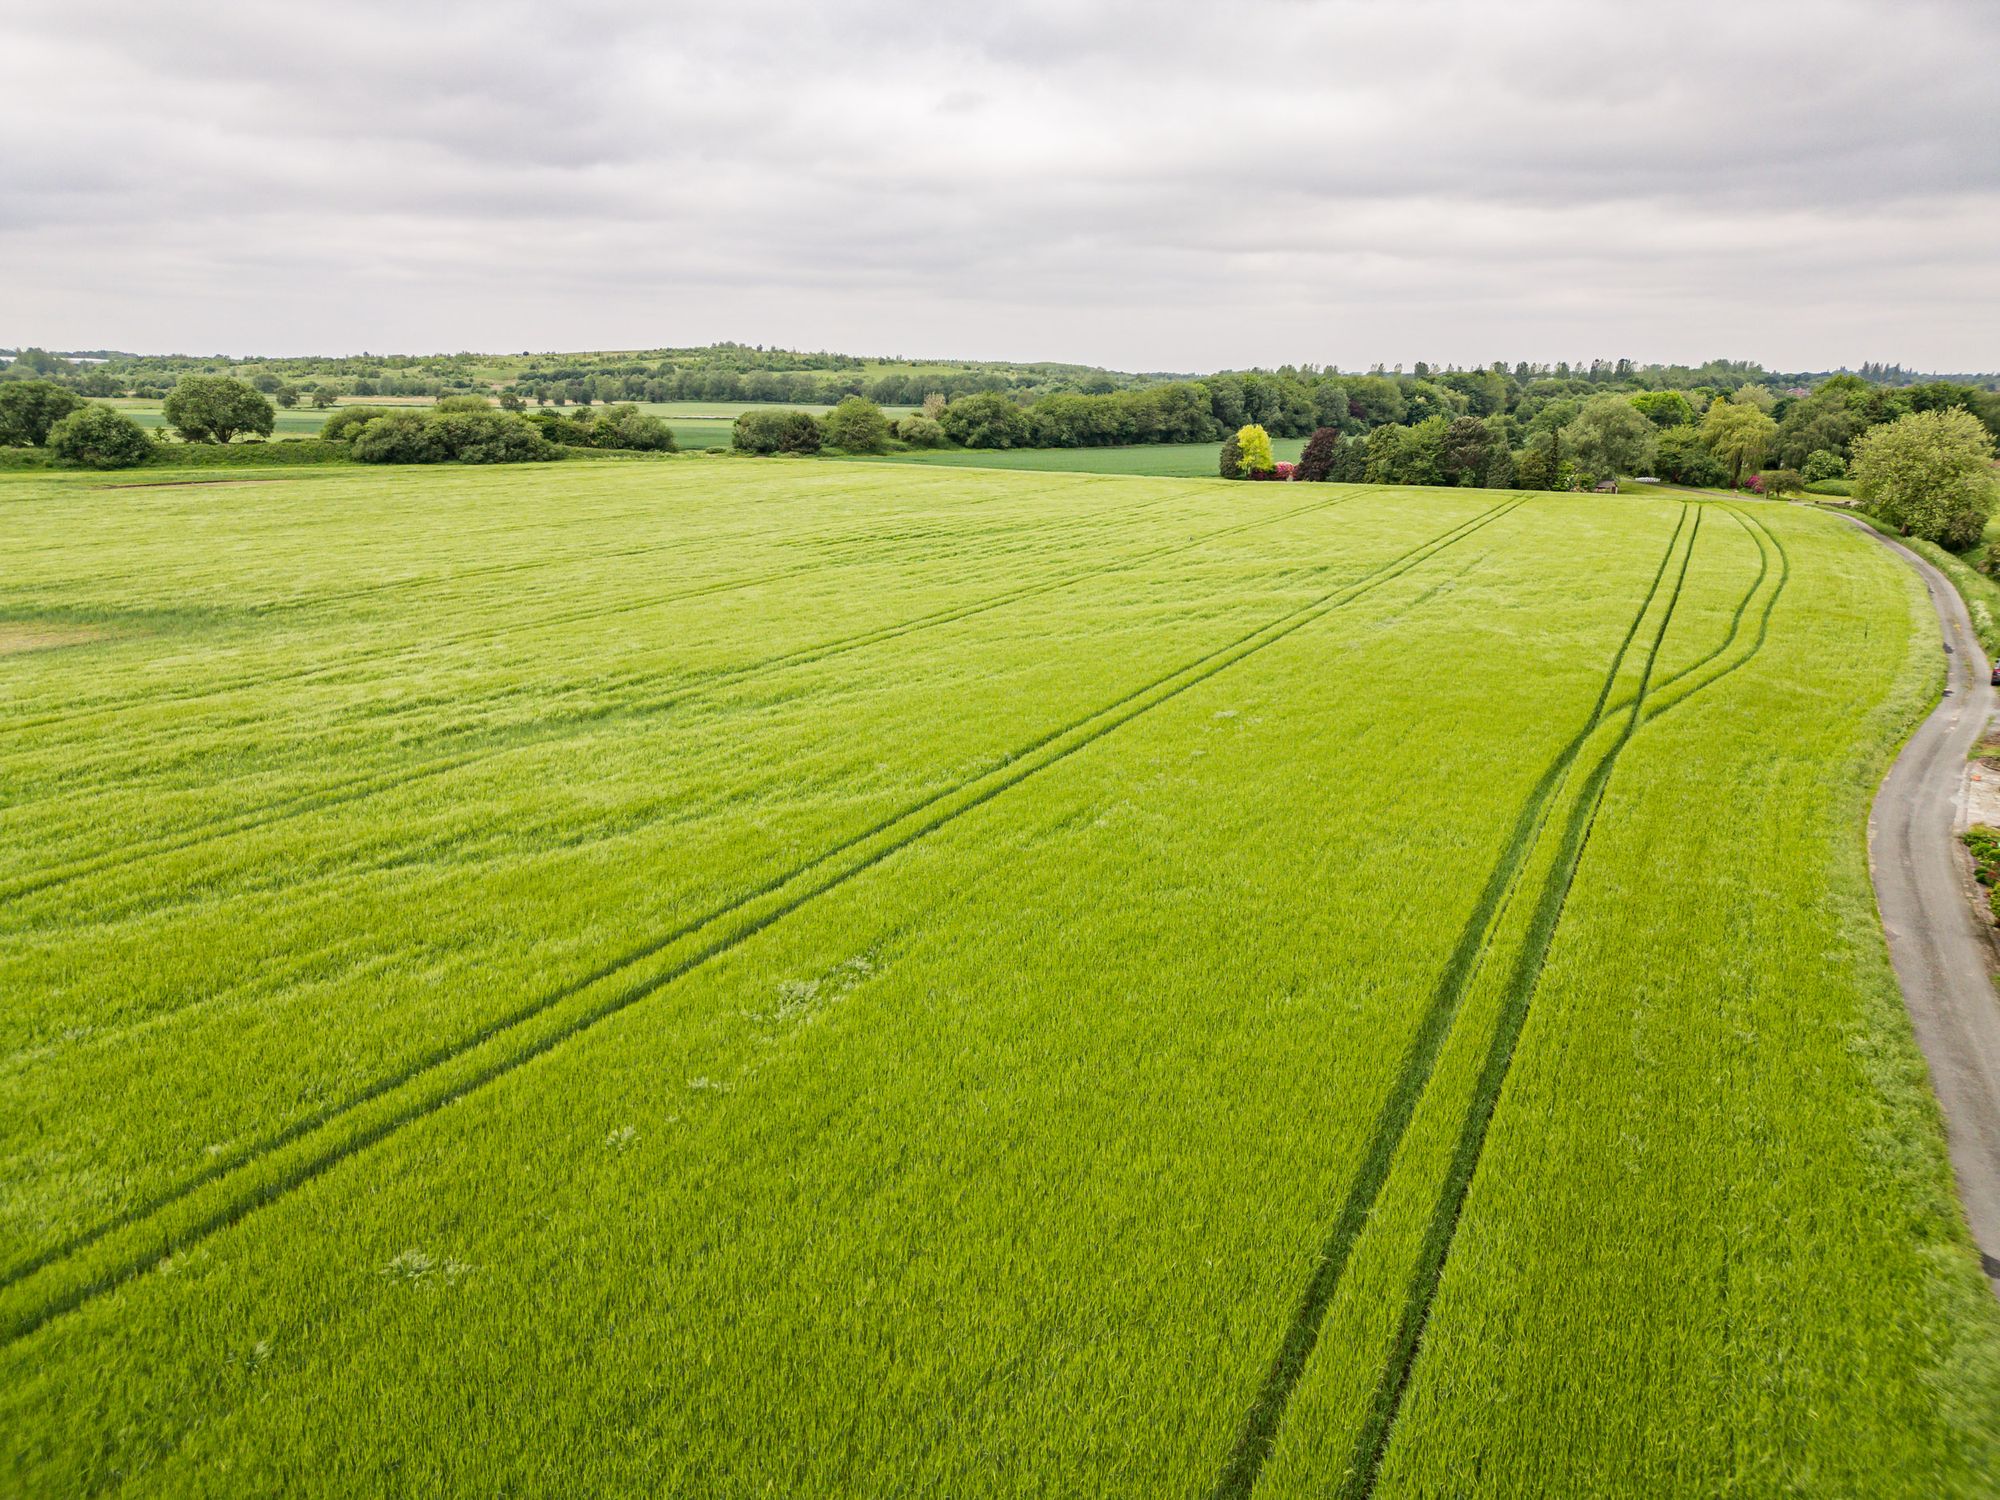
3;461;1996;1494
853;437;1308;477
106;397;902;453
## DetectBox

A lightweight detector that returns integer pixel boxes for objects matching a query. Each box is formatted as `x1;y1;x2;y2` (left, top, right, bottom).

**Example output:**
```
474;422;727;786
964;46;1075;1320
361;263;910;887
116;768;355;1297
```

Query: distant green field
105;398;898;453
3;458;1996;1493
111;399;333;438
853;438;1307;477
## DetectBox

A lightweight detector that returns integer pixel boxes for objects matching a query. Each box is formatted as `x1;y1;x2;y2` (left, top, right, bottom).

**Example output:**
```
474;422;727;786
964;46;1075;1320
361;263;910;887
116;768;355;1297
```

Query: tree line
0;376;682;469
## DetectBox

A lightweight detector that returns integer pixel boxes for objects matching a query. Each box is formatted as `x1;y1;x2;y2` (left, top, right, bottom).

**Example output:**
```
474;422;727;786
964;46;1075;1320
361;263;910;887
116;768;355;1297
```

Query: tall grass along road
1850;519;2000;1296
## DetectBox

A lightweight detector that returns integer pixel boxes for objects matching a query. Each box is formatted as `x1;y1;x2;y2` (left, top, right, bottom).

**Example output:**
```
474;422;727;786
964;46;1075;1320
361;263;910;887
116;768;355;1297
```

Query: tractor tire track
1;482;1181;739
1343;511;1700;1500
1207;504;1696;1500
2;490;1383;903
0;496;1520;1345
1638;504;1789;727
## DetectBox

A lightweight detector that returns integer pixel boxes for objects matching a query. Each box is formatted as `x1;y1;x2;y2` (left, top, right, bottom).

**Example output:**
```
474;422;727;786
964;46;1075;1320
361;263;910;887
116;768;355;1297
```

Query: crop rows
2;463;1995;1496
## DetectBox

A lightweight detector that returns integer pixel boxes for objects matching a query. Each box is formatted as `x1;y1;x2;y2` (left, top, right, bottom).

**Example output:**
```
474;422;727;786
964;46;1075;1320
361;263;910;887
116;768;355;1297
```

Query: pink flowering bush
1273;461;1296;480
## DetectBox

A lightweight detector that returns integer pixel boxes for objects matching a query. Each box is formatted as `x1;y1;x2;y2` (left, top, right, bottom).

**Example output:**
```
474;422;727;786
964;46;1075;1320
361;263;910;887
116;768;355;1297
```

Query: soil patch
0;624;110;657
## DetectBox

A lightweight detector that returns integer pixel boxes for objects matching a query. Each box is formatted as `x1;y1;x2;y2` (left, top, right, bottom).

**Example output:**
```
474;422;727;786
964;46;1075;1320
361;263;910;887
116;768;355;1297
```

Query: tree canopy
821;396;891;453
47;404;153;468
0;380;85;446
163;376;276;444
1235;424;1275;475
1563;395;1657;480
1700;398;1778;489
1852;408;1998;550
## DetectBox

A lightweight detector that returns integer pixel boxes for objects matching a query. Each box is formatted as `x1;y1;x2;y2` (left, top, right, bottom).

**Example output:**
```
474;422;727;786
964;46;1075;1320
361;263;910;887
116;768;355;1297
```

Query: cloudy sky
4;1;1995;372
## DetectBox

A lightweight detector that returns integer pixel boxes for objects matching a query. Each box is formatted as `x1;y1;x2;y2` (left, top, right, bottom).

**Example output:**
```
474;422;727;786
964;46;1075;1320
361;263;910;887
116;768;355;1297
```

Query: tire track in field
0;495;1520;1346
1638;504;1789;727
169;484;1204;737
1;483;1170;738
0;483;1426;1257
1341;513;1702;1500
1;490;1382;902
1207;503;1697;1500
1599;501;1786;724
0;489;1385;1046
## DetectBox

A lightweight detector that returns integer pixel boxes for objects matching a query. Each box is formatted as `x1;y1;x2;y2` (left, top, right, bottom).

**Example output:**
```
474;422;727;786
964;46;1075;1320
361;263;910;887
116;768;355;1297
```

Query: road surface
1855;520;2000;1296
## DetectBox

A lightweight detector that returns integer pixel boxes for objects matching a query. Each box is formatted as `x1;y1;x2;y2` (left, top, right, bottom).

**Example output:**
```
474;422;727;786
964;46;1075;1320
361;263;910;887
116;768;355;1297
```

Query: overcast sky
4;1;1995;372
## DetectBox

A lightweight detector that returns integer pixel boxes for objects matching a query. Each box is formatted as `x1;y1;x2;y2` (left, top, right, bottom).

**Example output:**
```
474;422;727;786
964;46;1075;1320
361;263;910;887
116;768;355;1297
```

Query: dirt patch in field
95;478;285;491
0;623;110;656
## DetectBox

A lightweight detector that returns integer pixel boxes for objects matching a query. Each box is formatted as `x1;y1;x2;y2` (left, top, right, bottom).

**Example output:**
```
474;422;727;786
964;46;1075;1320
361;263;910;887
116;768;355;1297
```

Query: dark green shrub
148;439;350;467
732;409;822;454
590;405;676;451
351;412;447;464
1218;432;1243;479
47;404;153;468
429;411;555;463
897;414;946;448
322;406;395;441
821;396;891;453
939;392;1031;449
0;379;84;445
433;394;494;413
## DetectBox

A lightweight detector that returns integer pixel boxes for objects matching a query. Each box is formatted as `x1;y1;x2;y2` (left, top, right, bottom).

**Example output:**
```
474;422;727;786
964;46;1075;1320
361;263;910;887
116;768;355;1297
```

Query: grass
1837;506;2000;659
1;461;1996;1495
107;398;903;455
851;437;1307;477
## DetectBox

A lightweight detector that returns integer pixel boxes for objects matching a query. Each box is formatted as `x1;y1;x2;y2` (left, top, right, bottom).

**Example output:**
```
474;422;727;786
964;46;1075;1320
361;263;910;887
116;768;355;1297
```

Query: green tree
1514;436;1557;491
0;379;84;445
322;406;393;441
1700;398;1777;489
1440;416;1497;486
939;393;1031;449
349;412;446;463
897;413;946;448
1218;431;1244;479
1852;408;1998;550
1236;424;1275;475
821;396;891;453
1629;390;1695;429
1562;394;1657;480
310;388;336;409
274;385;300;409
1802;449;1846;483
592;405;676;451
1655;424;1727;486
163;376;275;443
1295;427;1342;482
47;404;153;468
732;409;823;454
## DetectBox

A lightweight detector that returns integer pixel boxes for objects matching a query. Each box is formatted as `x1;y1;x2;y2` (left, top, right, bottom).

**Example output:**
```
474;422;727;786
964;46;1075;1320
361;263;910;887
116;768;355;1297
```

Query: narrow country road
1852;519;2000;1296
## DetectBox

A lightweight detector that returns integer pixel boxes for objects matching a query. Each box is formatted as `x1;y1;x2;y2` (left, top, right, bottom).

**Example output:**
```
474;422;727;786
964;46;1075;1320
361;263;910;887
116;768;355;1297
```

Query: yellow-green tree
1699;397;1777;489
1236;423;1275;475
1853;407;1998;549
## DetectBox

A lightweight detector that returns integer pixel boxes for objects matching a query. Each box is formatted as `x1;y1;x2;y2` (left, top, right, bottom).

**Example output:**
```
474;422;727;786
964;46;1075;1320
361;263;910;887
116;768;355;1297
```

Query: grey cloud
2;0;1995;369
